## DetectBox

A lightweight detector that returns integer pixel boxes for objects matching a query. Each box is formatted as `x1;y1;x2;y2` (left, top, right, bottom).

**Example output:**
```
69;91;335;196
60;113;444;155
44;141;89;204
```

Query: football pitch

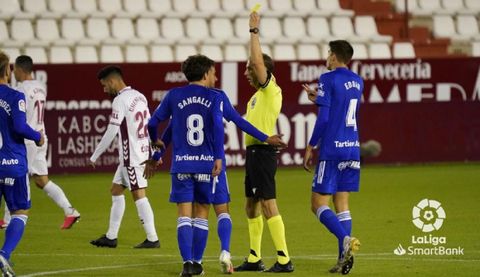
4;163;480;276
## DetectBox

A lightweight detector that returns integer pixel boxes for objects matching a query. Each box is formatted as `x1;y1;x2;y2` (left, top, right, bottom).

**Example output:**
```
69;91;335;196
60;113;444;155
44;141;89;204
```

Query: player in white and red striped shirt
89;65;158;249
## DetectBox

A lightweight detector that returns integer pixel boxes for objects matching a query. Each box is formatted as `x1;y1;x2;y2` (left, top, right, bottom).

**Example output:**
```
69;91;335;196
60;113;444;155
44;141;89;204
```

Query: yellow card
250;3;261;13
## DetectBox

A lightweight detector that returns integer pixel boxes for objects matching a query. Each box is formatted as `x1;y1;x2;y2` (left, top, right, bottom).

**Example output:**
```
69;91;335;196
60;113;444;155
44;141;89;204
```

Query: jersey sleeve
12;93;41;142
315;74;333;107
308;105;330;147
90;123;119;163
212;94;225;160
109;98;126;126
148;91;172;142
221;92;268;142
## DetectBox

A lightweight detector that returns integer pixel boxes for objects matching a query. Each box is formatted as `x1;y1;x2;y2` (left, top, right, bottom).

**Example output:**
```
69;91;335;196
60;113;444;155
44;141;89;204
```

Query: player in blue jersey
0;51;44;276
146;90;286;274
303;40;363;275
147;54;225;277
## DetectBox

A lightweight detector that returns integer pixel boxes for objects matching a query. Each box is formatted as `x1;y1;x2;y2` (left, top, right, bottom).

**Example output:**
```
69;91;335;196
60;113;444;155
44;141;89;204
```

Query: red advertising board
19;58;480;174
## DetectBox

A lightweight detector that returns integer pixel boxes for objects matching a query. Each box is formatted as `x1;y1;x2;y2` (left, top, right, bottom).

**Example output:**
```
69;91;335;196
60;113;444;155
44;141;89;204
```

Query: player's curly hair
181;54;215;82
329;40;354;64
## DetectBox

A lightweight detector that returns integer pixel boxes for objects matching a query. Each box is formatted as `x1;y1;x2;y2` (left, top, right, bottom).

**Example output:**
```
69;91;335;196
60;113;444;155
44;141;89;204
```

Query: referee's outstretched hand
266;134;287;149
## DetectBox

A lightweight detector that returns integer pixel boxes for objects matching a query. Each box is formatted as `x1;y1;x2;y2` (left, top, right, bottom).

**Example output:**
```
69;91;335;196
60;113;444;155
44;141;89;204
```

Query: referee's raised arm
248;12;267;85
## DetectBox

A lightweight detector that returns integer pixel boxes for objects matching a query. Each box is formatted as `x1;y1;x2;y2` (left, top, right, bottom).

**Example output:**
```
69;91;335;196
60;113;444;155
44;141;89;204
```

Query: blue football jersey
153;89;267;171
314;67;363;161
150;84;224;174
0;84;40;177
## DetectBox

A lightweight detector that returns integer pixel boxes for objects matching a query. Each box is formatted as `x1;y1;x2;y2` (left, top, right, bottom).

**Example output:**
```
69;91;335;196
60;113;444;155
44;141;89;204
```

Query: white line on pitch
18;254;480;276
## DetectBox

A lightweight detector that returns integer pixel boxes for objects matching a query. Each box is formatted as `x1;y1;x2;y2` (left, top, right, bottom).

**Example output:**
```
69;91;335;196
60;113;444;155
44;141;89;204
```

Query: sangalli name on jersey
177;96;212;109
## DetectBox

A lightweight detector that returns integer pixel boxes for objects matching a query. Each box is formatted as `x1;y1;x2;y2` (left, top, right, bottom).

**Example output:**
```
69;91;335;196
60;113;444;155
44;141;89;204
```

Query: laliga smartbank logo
393;199;464;256
412;198;445;232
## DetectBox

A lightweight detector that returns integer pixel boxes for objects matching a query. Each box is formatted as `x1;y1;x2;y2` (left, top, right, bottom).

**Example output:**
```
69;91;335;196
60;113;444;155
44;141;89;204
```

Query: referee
234;11;293;273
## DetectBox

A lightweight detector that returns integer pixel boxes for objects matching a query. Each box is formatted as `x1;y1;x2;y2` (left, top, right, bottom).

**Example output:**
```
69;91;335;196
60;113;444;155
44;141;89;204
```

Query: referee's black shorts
244;144;278;200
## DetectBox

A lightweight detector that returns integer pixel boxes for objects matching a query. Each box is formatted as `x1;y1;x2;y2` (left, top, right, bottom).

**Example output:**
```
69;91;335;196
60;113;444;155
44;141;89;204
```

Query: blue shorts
212;171;230;205
312;160;360;194
170;173;215;204
0;174;31;211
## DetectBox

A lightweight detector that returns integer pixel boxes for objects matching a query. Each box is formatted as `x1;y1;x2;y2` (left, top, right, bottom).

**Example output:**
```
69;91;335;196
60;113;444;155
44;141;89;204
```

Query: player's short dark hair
97;65;123;80
0;51;9;78
263;53;274;73
329;40;354;64
15;55;33;73
181;54;215;82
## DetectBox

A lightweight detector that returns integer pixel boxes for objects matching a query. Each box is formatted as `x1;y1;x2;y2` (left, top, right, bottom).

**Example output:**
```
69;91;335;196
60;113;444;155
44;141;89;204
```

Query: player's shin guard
43;181;73;215
247;215;263;263
267;215;290;264
217;213;232;252
192;218;209;262
135;197;158;242
106;195;125;240
1;214;28;260
317;206;348;255
177;217;193;262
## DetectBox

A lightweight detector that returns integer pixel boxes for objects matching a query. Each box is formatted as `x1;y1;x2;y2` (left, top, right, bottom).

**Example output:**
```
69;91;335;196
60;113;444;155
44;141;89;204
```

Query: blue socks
1;215;28;260
217;213;232;252
317;206;347;255
192;218;209;263
337;210;352;258
177;217;193;262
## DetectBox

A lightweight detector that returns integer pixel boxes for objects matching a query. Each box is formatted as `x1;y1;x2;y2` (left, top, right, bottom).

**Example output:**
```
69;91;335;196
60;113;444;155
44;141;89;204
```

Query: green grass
3;163;480;276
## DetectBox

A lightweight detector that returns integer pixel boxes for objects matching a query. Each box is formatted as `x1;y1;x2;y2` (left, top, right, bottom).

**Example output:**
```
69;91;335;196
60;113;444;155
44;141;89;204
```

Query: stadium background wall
21;58;480;174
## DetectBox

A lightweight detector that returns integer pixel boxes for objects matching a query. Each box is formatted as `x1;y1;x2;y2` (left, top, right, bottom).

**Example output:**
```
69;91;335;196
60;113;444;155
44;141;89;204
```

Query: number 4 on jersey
346;99;358;131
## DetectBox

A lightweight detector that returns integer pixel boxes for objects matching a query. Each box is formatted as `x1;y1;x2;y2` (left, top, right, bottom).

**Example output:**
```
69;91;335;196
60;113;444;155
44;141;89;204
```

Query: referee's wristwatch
249;27;259;34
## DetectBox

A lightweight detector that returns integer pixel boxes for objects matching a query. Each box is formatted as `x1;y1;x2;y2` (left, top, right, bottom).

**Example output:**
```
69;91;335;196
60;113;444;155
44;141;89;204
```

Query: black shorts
244;145;278;200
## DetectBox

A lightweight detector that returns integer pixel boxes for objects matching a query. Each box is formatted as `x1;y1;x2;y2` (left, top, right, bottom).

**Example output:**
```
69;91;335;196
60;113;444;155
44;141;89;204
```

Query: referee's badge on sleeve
18;99;26;112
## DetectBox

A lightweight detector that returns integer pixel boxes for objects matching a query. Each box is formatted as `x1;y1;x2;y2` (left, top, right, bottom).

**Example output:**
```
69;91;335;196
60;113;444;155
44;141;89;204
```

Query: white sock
43;181;73;215
106;195;125;240
135;197;158;242
3;205;11;224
